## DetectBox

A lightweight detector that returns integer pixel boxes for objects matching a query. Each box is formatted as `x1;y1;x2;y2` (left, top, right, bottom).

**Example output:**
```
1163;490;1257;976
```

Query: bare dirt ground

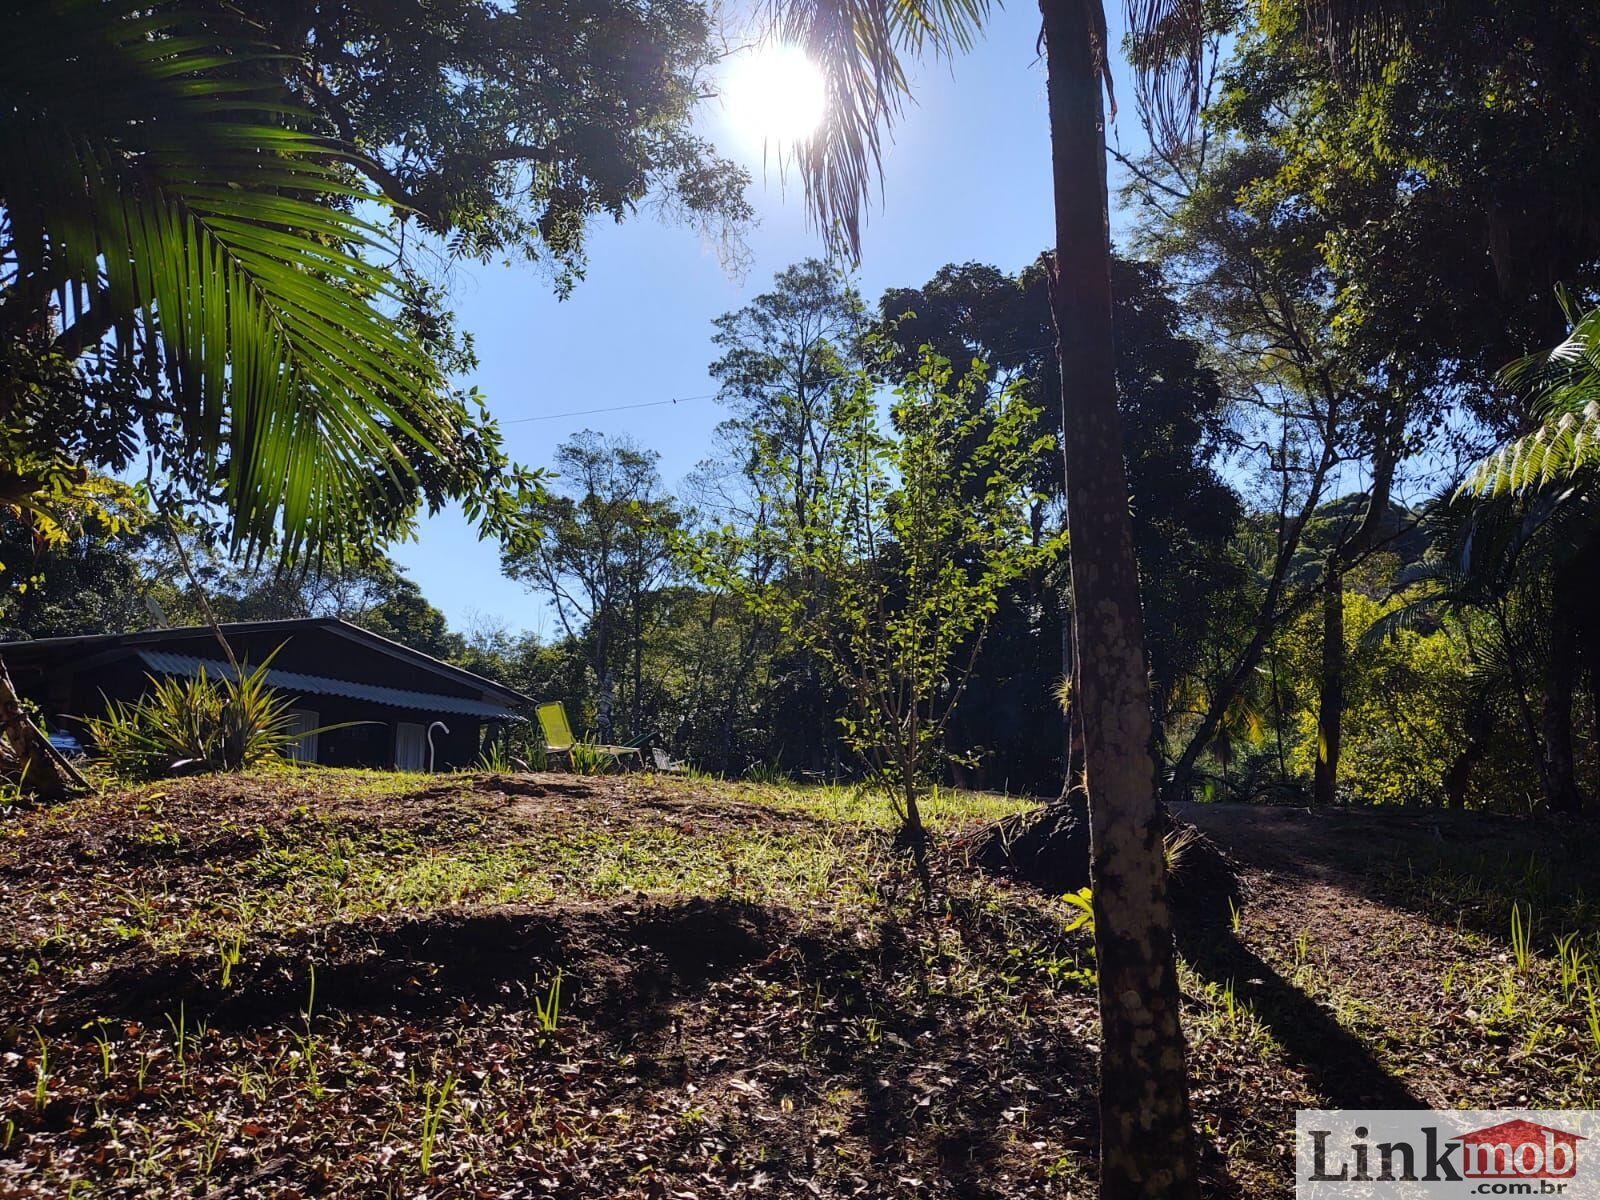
0;774;1594;1198
1173;802;1600;1112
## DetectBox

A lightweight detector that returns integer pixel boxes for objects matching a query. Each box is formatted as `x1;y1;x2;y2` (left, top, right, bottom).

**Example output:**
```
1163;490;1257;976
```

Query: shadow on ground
50;896;795;1035
1173;912;1422;1110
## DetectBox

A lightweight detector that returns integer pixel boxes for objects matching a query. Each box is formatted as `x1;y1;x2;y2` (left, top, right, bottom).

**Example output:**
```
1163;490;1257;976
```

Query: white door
286;709;320;763
395;722;426;771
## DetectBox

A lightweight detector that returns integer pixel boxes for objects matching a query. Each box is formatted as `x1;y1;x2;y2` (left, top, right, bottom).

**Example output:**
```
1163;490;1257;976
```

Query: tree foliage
694;343;1060;846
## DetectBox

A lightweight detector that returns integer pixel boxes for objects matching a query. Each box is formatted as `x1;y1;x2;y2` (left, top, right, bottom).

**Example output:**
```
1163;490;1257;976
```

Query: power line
503;392;719;424
501;341;1064;426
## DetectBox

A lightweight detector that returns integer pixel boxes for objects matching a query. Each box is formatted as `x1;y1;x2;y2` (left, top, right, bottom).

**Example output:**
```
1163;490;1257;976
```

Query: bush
476;724;547;772
85;653;306;780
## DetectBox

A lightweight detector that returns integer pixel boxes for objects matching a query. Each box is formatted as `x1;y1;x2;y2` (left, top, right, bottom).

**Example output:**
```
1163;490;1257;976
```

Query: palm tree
2;2;465;794
766;0;1202;1192
2;1;457;558
774;0;1544;1185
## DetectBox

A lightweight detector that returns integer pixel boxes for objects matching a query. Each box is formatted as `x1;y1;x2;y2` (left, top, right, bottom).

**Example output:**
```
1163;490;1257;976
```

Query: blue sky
390;3;1148;638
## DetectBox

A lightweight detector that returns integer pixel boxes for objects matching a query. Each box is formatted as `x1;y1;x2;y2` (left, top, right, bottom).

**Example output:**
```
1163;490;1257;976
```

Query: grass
4;767;1600;1198
0;769;1104;1197
54;773;1037;963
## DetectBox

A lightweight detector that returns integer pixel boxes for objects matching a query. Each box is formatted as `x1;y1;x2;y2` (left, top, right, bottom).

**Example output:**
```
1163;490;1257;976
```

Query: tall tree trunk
1443;690;1493;811
1039;0;1197;1194
1542;573;1584;814
1492;603;1548;813
1060;597;1079;797
631;591;644;742
1268;641;1289;781
1312;555;1344;807
594;612;614;744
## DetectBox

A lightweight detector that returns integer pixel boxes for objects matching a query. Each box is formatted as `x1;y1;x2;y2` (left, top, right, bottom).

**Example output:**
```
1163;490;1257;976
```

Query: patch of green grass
60;778;914;956
748;780;1032;830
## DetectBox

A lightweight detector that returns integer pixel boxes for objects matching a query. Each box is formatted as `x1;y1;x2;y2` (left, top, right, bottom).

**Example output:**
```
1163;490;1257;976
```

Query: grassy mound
1;772;1597;1197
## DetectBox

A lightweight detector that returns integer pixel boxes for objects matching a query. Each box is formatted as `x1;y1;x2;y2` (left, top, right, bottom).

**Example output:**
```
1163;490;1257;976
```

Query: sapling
685;343;1060;882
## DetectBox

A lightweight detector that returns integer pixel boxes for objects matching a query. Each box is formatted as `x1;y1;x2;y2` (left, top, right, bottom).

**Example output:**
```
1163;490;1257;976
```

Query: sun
723;44;827;149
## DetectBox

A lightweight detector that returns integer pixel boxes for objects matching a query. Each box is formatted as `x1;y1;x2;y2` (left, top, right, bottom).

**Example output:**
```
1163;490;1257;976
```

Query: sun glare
724;44;827;149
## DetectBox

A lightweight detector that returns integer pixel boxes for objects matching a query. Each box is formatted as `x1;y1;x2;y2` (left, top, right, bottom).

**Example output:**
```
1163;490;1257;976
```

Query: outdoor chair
535;701;643;772
650;746;689;774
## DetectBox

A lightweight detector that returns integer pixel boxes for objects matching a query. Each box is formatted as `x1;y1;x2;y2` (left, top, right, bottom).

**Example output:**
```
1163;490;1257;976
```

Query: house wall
5;625;501;773
285;697;484;771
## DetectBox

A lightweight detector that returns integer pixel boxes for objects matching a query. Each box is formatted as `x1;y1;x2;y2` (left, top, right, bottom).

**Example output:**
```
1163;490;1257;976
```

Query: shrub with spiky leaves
85;648;313;779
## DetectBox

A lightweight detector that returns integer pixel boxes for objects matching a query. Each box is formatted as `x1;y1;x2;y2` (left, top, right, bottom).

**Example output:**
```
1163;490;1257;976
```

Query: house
0;618;533;772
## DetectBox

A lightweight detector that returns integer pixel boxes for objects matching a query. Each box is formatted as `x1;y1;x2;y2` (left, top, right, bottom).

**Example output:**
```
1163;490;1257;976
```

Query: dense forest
14;233;1600;815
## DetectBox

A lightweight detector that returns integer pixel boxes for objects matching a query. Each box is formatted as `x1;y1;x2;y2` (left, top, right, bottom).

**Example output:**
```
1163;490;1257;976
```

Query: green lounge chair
535;702;643;772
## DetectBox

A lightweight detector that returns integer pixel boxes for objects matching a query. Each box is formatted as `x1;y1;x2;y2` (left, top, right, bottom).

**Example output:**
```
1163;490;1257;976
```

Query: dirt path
1168;802;1592;1115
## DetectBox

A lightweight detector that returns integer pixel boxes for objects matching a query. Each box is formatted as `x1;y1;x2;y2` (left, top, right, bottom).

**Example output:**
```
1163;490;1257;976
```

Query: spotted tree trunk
1312;556;1344;807
1038;0;1198;1194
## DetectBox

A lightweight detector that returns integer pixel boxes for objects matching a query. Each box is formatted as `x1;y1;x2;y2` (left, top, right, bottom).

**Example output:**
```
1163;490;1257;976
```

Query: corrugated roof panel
135;651;525;721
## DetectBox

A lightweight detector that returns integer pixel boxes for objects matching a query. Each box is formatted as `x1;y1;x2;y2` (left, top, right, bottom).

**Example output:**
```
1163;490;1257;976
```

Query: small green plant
476;740;513;772
304;960;317;1025
747;761;790;786
1497;970;1518;1020
534;971;563;1036
167;1002;189;1079
1062;887;1095;935
1294;927;1311;966
218;931;243;989
1220;979;1240;1034
476;726;551;772
1228;897;1243;934
566;740;609;776
32;1029;49;1112
517;733;549;772
1510;902;1533;974
92;1021;114;1079
1556;931;1587;1003
1584;980;1600;1054
290;963;324;1098
1162;823;1201;874
85;646;346;779
419;1073;458;1175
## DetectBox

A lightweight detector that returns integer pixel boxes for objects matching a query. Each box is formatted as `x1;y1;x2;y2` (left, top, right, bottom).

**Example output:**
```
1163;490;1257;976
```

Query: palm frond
1467;303;1600;496
769;0;989;260
1357;587;1446;648
1125;0;1205;151
1297;0;1424;80
1;1;452;558
776;0;1229;258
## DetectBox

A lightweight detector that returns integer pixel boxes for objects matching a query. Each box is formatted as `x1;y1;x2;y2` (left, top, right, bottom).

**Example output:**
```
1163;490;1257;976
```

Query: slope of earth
0;772;1594;1198
1171;802;1600;1159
